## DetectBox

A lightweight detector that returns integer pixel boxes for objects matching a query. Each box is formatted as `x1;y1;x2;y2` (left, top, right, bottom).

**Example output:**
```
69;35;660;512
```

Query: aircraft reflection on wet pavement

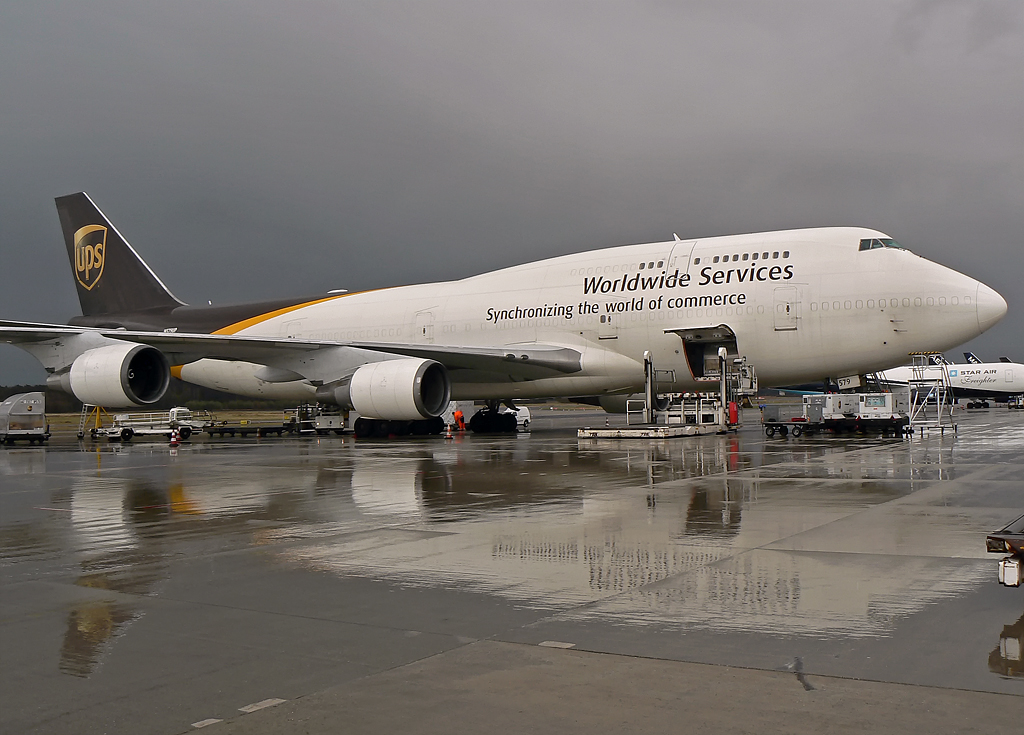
2;427;1010;684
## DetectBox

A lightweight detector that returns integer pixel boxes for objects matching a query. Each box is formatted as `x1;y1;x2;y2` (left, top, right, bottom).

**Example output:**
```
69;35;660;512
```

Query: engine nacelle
64;343;170;407
320;358;450;420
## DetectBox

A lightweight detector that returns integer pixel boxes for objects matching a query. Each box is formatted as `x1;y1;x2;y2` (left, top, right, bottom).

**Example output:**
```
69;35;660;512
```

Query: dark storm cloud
1;1;1021;382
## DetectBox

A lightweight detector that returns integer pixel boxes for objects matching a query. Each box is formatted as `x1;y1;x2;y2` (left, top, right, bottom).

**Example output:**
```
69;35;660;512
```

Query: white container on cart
998;556;1022;587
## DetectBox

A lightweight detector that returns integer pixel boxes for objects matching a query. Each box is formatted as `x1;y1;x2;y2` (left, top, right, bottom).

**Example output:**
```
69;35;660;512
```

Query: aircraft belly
449;375;637;401
178;359;316;401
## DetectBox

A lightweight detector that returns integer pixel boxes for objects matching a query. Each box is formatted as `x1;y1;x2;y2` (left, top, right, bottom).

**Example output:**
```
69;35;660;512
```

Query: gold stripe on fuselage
212;294;352;336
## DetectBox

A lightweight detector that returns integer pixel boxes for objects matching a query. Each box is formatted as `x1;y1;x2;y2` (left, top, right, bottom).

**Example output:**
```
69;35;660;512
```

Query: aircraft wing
344;341;581;375
0;321;582;379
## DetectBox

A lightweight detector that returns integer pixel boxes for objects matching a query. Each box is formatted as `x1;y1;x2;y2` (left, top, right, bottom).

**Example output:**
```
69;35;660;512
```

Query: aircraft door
666;326;738;381
415;311;435;344
598;314;617;340
667;238;698;276
773;286;799;331
281;318;305;338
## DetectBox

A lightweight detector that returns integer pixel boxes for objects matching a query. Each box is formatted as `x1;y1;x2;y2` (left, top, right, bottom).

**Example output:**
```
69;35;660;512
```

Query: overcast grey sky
1;1;1021;384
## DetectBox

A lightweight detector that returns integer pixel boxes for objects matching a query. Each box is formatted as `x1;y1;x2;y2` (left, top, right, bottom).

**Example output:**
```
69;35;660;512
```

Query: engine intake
318;358;450;420
63;343;170;407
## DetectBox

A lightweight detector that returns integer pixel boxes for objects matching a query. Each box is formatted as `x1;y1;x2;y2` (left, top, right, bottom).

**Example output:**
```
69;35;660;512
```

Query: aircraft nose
976;282;1007;333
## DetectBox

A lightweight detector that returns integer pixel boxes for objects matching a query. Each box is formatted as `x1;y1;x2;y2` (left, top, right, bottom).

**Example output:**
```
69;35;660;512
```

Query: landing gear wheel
354;418;373;438
469;410;518;433
411;417;445;435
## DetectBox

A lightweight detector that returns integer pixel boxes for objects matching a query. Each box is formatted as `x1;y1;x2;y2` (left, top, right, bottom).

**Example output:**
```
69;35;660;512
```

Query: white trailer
0;392;50;444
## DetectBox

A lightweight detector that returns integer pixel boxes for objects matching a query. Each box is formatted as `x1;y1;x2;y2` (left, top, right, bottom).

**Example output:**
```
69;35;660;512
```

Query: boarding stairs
906;353;956;435
77;404;112;439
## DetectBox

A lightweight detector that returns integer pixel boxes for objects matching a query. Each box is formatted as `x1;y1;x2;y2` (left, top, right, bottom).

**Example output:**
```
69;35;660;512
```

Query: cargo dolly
762;392;910;438
987;514;1024;587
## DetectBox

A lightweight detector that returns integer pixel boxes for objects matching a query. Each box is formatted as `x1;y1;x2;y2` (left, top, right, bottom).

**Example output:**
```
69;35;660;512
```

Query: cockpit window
859;238;908;252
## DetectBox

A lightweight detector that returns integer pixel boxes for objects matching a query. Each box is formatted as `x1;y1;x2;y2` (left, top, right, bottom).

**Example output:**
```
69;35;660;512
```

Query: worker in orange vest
453;409;465;431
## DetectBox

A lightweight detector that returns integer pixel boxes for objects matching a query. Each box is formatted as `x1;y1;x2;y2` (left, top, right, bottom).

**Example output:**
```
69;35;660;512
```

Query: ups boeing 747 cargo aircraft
0;193;1008;434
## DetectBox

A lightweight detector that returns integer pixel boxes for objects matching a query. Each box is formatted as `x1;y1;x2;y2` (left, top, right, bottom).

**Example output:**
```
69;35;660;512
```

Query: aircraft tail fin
55;192;185;316
963;351;983;364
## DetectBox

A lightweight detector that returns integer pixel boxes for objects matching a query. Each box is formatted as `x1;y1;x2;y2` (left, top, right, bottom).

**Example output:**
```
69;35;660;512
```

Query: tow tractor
987;514;1024;587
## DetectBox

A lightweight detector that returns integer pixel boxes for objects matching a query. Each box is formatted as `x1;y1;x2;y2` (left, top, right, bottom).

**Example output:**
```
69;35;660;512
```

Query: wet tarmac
2;408;1022;733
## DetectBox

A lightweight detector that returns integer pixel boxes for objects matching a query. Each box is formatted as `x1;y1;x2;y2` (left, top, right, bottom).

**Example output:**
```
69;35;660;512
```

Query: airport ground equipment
205;413;294;438
290;404;346;435
101;407;212;442
77;404;113;439
0;392;50;444
987;514;1024;588
906;353;956;435
761;392;910;437
1008;395;1023;410
578;351;741;439
204;404;346;437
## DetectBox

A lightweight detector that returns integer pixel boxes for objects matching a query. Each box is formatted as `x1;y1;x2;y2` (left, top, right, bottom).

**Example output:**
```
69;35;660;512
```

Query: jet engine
318;358;450;420
58;343;170;407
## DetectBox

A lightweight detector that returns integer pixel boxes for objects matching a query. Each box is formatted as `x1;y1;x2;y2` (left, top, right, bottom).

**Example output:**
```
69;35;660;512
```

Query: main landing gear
468;401;518;434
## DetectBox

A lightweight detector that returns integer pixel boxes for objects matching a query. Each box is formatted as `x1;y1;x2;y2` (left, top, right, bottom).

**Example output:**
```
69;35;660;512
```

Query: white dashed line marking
538;640;575;649
191;719;222;728
238;698;286;714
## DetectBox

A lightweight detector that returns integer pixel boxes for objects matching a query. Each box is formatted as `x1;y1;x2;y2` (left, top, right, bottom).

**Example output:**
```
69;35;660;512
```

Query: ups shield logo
74;224;107;290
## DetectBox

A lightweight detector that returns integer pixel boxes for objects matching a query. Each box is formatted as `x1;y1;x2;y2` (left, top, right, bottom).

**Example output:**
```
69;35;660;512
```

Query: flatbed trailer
762;416;909;437
206;405;346;438
205;419;293;438
100;407;212;442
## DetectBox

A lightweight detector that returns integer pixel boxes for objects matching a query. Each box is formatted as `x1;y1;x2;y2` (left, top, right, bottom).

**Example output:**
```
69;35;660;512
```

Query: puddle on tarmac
2;413;1020;656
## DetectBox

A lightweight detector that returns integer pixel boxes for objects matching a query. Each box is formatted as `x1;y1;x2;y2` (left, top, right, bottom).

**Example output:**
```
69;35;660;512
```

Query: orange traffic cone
445;423;453;440
169;428;180;447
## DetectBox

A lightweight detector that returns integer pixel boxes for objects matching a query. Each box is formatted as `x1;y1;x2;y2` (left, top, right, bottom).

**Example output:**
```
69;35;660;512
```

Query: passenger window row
569;259;666;276
809;295;971;312
694;251;790;265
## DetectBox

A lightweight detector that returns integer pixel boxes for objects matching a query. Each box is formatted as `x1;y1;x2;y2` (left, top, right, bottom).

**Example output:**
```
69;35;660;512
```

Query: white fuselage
178;227;1006;401
880;361;1021;396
